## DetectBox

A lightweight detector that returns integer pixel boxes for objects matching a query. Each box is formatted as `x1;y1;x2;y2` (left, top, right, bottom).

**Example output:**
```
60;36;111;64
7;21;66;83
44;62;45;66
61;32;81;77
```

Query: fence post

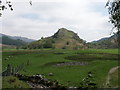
6;64;11;76
11;67;15;75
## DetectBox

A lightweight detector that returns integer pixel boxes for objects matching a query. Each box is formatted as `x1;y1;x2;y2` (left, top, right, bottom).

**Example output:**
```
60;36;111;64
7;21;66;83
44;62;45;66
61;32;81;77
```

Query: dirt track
106;66;120;87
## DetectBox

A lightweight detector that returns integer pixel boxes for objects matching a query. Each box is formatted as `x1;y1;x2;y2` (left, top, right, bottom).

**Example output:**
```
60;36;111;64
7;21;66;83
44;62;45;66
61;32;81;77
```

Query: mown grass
2;49;119;87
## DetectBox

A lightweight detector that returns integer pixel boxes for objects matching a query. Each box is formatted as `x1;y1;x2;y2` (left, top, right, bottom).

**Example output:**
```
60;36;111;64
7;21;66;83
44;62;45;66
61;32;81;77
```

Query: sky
1;0;114;42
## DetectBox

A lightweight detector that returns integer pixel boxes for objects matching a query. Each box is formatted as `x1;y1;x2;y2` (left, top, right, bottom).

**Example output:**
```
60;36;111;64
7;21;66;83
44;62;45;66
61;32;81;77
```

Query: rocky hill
28;28;86;49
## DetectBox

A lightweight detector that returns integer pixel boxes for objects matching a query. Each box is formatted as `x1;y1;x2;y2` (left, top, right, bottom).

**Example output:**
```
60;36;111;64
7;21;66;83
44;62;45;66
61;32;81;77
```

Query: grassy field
2;49;119;88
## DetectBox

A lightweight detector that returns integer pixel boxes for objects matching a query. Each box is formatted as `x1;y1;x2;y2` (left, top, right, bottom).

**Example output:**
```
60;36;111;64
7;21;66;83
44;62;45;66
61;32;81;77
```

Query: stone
48;73;53;76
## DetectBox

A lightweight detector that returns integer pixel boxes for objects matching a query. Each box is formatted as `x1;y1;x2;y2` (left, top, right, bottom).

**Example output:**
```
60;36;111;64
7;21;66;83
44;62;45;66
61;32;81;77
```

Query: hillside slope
28;28;86;49
88;34;118;49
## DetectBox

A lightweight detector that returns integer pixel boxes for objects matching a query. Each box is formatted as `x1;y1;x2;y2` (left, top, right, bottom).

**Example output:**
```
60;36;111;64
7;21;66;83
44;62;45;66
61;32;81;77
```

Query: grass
2;49;119;88
2;76;30;88
65;53;118;61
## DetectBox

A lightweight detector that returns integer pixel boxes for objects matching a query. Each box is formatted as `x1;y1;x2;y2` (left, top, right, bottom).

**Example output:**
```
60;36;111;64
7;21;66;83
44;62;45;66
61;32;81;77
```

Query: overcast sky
1;0;113;42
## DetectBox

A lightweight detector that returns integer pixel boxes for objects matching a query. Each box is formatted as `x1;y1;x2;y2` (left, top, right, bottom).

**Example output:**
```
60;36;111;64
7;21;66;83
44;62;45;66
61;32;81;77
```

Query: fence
2;63;26;76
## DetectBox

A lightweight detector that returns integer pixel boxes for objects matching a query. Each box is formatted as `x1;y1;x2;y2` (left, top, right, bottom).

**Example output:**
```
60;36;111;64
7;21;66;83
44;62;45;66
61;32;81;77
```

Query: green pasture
2;49;119;87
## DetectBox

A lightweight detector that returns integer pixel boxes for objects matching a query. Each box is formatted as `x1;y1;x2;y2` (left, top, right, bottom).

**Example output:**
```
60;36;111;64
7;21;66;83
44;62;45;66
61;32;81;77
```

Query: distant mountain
28;28;87;49
92;37;109;43
0;36;27;46
0;33;35;43
88;34;118;49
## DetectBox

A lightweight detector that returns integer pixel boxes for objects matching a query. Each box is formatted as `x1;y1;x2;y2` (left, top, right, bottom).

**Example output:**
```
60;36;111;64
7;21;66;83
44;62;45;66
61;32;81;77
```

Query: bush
66;41;69;45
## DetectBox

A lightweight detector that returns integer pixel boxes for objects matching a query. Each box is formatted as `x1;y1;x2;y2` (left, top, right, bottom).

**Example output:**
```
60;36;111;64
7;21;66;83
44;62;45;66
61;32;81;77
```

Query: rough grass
2;49;119;87
109;67;120;87
2;76;30;88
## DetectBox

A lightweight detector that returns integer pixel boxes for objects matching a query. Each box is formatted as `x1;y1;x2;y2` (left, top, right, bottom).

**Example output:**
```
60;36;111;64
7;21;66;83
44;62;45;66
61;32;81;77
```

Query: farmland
2;49;119;88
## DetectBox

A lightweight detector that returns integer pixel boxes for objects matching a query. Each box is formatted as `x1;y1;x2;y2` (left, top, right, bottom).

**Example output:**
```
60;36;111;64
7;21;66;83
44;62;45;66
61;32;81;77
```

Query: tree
41;37;44;39
66;41;69;45
106;0;120;33
0;0;13;17
106;0;120;48
0;0;32;17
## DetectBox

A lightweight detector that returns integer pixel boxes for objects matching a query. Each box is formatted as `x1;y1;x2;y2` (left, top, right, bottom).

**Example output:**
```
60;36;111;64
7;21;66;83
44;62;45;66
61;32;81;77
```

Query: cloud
1;0;112;42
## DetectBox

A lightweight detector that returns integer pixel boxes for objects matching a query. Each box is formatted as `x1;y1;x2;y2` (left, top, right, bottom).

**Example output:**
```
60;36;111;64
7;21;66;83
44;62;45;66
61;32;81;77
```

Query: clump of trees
43;41;53;48
25;40;54;49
